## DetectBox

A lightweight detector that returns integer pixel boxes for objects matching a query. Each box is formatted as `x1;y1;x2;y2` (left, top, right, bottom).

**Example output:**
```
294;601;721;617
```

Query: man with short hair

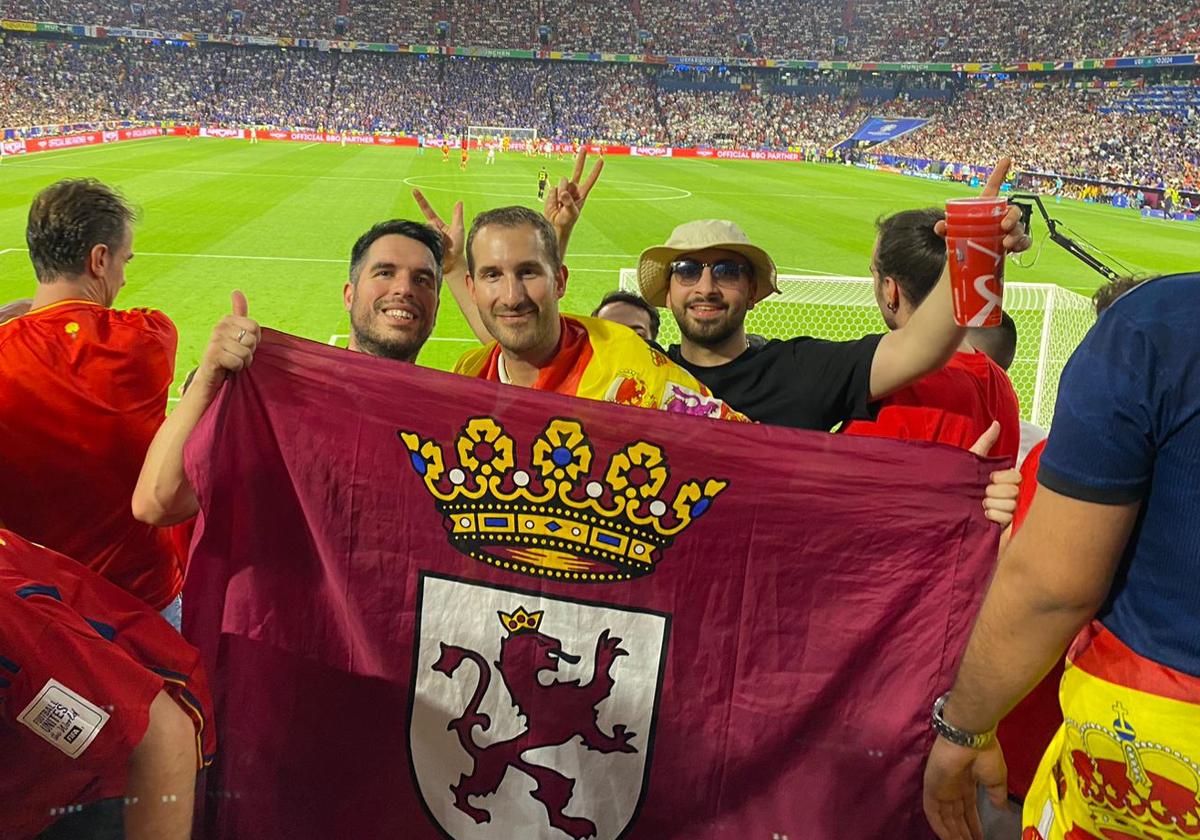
0;179;185;620
967;313;1017;373
452;206;745;419
343;219;444;362
592;290;660;342
841;207;1021;460
133;219;446;526
921;273;1200;840
637;160;1031;433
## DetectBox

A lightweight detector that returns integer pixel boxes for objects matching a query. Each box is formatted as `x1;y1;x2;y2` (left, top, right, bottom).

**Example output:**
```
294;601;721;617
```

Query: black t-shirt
667;334;884;430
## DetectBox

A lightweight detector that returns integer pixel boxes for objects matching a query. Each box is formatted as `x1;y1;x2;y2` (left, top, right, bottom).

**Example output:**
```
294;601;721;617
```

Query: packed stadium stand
1;0;1198;198
3;0;1200;59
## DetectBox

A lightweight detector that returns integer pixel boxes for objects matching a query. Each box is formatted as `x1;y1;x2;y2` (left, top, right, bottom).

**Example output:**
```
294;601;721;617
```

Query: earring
887;301;898;313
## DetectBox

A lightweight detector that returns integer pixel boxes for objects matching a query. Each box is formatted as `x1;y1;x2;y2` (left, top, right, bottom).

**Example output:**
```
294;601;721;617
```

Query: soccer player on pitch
537;166;549;200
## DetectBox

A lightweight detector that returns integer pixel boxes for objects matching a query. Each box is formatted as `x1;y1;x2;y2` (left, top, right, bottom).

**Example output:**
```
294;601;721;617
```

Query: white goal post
618;269;1095;429
466;125;538;149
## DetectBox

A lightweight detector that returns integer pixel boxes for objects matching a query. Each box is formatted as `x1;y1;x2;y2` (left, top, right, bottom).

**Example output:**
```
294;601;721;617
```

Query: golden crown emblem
398;417;728;583
1062;703;1200;837
498;606;544;635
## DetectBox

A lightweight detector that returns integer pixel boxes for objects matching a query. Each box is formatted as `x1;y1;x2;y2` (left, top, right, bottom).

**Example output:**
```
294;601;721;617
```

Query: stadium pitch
1;135;1196;400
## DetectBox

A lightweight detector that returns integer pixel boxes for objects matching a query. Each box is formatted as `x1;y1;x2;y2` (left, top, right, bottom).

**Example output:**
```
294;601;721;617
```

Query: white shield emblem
409;573;669;839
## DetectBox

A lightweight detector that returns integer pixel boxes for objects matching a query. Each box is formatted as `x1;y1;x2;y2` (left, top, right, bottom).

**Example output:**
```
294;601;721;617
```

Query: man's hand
133;291;260;526
194;291;260;395
935;157;1032;255
923;736;1008;840
413;188;466;275
968;422;1021;527
545;145;604;258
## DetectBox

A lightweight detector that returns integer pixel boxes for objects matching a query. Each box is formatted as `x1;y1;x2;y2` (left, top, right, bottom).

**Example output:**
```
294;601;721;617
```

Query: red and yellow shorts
1022;621;1200;839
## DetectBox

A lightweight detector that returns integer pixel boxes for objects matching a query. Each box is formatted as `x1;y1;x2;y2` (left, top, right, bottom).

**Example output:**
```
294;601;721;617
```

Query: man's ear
555;266;569;300
87;242;110;278
885;277;902;311
343;281;354;312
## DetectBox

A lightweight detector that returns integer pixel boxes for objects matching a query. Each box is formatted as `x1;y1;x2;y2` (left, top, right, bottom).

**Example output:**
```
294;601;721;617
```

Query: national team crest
409;574;669;839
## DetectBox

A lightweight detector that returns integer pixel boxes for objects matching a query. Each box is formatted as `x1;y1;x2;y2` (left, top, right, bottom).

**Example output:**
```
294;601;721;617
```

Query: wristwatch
931;692;996;750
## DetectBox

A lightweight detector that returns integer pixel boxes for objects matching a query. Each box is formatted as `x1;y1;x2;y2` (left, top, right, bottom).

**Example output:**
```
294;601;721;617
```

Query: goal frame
617;269;1094;429
466;125;538;150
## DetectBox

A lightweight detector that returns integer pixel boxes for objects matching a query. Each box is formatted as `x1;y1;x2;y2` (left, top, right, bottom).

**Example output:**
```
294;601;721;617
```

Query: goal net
618;269;1095;429
466;125;537;151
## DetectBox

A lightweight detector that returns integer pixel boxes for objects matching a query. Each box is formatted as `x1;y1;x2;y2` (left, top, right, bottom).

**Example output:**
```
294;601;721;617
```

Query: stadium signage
199;126;245;139
711;149;802;161
630;146;673;158
13;125;178;157
41;134;96;149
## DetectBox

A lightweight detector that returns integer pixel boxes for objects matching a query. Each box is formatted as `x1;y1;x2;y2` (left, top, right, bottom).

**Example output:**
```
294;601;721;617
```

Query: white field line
1;136;173;164
0;246;342;264
328;333;472;345
0;247;664;269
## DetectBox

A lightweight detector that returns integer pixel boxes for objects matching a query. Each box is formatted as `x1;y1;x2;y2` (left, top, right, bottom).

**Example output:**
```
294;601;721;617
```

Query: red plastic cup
945;197;1007;327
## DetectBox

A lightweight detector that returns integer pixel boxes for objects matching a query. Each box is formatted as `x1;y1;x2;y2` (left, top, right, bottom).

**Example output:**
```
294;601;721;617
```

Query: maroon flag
183;330;998;840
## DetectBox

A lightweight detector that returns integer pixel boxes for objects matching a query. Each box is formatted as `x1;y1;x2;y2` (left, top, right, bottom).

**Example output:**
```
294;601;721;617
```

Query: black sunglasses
669;259;752;287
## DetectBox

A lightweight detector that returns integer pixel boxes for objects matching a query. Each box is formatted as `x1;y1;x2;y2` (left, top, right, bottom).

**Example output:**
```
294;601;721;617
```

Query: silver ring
236;328;247;344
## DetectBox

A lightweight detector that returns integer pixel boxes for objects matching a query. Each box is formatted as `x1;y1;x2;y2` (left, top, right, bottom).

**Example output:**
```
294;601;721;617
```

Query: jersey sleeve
788;334;883;428
106;309;179;406
1038;309;1157;505
0;592;164;775
1011;439;1046;534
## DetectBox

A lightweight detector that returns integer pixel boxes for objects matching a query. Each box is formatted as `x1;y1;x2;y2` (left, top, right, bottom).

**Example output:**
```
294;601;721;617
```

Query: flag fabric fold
184;329;998;840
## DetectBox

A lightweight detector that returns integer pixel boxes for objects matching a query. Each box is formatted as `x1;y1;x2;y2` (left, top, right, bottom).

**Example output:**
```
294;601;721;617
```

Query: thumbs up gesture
196;290;261;394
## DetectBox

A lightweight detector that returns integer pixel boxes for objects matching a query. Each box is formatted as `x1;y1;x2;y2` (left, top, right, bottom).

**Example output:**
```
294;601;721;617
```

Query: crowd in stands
885;84;1200;191
3;0;1200;61
2;34;1198;194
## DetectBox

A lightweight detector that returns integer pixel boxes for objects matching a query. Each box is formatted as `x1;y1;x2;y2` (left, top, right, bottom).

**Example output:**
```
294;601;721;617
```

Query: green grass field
2;135;1197;415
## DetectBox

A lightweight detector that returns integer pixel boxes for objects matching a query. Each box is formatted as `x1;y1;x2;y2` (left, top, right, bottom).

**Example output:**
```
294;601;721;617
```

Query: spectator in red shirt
842;207;1022;461
0;179;184;622
0;528;214;839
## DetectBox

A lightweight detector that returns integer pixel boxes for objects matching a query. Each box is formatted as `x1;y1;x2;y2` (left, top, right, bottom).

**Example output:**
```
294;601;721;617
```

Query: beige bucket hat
636;219;779;308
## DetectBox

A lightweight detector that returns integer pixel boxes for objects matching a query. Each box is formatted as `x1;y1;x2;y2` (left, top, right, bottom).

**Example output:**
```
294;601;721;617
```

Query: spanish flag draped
453;315;748;421
1022;621;1200;840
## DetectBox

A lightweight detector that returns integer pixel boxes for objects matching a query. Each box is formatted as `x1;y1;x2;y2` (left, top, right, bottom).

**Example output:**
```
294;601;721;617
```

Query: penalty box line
327;334;474;345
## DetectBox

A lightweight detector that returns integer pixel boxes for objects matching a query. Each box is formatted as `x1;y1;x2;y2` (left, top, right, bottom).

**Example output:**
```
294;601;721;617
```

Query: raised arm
132;291;260;526
869;158;1031;400
412;189;488;343
544;145;604;261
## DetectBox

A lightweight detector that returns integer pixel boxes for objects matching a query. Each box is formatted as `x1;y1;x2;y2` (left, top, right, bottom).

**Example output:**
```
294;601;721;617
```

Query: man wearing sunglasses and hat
638;160;1031;432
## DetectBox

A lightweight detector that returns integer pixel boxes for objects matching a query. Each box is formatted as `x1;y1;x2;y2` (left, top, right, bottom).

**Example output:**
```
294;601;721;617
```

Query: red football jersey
0;530;215;839
842;350;1022;461
1010;439;1045;534
0;300;184;609
995;439;1062;799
